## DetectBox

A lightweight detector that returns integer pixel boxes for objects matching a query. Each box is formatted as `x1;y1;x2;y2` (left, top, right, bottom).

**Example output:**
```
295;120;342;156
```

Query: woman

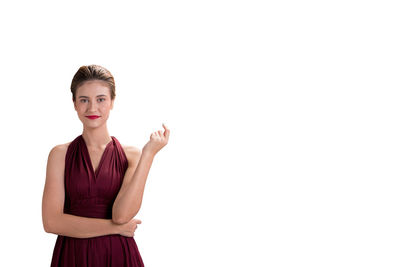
42;64;170;266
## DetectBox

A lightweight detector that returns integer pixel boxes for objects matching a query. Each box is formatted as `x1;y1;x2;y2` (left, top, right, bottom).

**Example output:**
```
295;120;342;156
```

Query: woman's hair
70;64;116;102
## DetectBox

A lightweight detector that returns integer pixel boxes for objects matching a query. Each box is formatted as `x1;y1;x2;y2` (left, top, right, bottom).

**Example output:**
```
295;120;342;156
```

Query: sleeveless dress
50;134;145;267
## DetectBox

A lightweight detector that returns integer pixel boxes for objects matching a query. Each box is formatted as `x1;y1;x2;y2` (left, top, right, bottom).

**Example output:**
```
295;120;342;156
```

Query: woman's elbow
112;210;138;225
43;218;54;233
112;215;129;225
43;213;61;234
112;210;128;225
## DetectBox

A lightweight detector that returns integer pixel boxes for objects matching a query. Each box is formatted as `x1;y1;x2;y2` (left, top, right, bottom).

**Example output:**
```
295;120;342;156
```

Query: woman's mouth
86;115;100;120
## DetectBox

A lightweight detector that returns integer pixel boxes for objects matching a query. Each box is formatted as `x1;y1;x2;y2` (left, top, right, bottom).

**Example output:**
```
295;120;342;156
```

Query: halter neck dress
50;134;144;267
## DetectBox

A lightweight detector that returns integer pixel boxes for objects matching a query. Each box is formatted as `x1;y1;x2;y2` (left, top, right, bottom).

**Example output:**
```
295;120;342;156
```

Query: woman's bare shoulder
47;141;72;162
121;144;142;166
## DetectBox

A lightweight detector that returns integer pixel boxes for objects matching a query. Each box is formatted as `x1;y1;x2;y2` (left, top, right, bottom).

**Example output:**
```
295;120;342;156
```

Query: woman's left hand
142;123;170;156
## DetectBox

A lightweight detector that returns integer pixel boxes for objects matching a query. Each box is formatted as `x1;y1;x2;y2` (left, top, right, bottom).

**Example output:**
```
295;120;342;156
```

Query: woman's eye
79;98;105;103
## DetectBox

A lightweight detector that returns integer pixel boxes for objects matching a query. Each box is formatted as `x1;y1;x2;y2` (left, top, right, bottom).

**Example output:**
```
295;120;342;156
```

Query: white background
0;0;399;266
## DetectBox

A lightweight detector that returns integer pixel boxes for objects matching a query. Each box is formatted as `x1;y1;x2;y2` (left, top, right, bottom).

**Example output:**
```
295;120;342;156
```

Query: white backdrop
0;0;399;266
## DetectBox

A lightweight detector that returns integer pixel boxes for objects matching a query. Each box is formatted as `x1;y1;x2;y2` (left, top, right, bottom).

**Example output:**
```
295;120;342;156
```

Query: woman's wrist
142;148;156;158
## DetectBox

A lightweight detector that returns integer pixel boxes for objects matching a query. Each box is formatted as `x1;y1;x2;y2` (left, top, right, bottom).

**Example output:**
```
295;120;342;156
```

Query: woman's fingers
162;123;170;140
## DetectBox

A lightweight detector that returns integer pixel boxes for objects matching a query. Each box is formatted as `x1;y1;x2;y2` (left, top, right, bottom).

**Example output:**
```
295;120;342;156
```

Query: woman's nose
88;101;98;112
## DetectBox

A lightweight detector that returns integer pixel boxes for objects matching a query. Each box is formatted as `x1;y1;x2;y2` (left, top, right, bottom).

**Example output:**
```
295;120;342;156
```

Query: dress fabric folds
50;134;144;267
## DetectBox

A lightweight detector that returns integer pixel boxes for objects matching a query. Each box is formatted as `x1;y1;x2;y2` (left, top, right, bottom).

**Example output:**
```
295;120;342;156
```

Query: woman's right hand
118;218;142;237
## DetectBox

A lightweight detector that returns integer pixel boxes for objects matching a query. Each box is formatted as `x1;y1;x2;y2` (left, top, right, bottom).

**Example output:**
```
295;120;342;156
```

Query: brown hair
70;64;116;102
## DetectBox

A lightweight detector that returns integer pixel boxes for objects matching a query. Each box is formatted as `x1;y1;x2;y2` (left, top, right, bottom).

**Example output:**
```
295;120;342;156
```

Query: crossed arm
112;148;155;224
43;213;121;239
42;144;153;238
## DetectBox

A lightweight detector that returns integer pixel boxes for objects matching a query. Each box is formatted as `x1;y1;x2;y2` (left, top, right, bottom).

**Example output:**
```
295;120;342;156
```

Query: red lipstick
86;115;100;120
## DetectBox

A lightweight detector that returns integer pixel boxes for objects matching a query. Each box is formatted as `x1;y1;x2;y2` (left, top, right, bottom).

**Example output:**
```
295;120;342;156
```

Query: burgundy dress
50;134;144;267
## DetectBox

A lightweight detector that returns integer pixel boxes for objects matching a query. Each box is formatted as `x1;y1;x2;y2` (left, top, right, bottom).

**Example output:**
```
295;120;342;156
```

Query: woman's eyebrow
78;94;107;98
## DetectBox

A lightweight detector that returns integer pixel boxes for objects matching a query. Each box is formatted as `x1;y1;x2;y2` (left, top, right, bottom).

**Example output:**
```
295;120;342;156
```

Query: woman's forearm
45;213;121;238
112;151;155;224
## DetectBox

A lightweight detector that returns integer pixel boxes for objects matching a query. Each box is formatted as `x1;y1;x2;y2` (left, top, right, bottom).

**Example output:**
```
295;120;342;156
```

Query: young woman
42;65;170;266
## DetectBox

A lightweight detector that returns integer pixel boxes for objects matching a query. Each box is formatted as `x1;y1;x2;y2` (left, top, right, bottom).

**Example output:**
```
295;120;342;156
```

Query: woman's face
73;80;114;128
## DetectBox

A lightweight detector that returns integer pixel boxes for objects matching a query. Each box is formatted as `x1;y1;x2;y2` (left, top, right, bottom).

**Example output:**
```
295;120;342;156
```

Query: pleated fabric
50;134;145;267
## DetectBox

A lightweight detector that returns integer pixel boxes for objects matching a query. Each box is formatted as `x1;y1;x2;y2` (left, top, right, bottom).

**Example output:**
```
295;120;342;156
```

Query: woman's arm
42;145;124;238
112;149;154;224
112;124;169;225
44;213;121;238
